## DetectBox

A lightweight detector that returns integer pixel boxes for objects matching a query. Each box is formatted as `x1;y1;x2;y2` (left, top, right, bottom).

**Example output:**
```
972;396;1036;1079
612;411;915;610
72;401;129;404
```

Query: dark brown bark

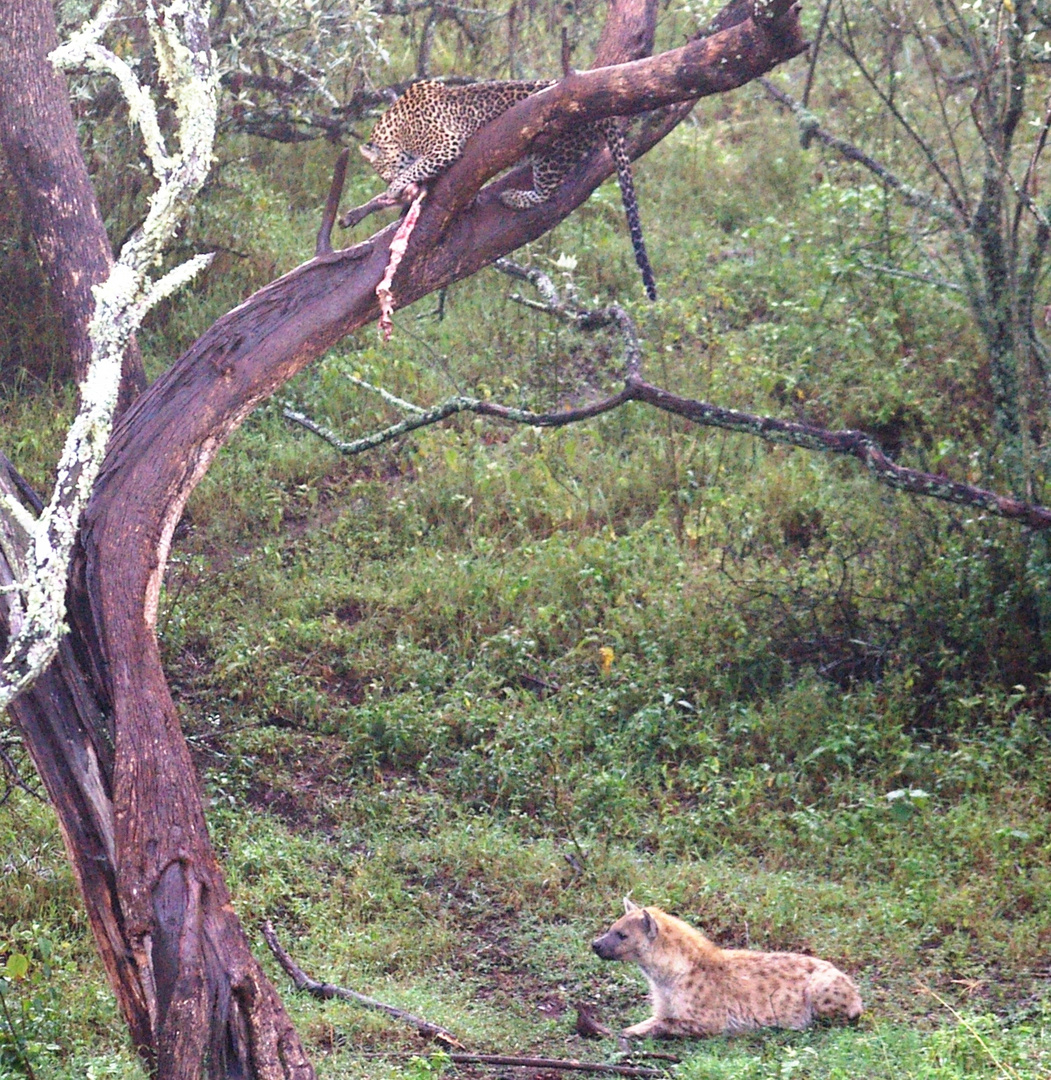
3;1;804;1077
419;3;806;238
0;0;147;412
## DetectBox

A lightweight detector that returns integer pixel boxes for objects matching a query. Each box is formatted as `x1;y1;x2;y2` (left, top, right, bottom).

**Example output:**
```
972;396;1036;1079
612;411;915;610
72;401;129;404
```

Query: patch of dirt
317;665;371;705
536;994;567;1018
231;732;363;832
333;599;365;626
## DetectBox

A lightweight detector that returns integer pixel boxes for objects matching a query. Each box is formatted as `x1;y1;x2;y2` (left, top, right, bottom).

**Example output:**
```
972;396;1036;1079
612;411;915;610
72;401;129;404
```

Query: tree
0;0;148;408
763;0;1051;501
0;0;807;1075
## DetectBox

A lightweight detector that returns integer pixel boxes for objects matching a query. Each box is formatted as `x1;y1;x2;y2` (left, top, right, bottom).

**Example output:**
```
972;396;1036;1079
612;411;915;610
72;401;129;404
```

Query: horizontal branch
423;0;806;234
292;375;1051;527
287;270;1051;530
626;379;1051;527
346;1050;668;1077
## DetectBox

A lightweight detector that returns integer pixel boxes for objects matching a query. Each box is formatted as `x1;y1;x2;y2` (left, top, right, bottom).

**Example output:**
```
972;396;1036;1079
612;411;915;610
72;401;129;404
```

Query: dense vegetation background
2;0;1051;1076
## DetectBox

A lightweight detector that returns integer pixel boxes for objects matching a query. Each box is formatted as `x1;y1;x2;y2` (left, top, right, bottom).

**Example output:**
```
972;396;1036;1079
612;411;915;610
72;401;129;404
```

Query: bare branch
0;735;44;806
262;921;669;1077
287;270;1051;530
829;14;970;224
344;1051;669;1077
759;78;996;341
495;259;642;374
912;14;973;207
261;921;465;1048
1013;102;1051;245
759;80;959;224
317;149;349;256
853;257;964;292
801;0;833;106
344;375;427;414
445;1054;668;1077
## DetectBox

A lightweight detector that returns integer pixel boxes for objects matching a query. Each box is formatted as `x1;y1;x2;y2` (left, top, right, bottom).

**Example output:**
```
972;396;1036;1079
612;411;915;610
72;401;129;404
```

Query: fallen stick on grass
446;1053;670;1076
262;922;674;1077
261;920;465;1048
352;1052;671;1077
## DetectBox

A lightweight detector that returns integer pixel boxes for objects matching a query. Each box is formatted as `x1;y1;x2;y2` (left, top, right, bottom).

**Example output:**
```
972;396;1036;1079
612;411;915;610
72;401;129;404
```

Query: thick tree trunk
0;0;147;411
6;1;805;1076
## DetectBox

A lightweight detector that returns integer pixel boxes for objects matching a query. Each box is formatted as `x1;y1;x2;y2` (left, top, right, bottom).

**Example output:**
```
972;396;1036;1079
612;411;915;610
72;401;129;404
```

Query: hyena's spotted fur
592;899;863;1038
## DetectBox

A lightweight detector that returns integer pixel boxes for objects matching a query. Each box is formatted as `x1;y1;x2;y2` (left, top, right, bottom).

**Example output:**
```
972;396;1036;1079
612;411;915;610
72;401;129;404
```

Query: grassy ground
3;76;1051;1080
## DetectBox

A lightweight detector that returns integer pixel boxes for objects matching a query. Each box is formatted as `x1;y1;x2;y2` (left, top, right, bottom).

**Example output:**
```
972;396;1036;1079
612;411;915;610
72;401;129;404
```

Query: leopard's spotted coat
359;79;657;300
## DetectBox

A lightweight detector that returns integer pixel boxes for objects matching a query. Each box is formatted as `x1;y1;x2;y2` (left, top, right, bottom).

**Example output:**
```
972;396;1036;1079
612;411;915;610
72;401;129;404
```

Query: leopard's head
359;137;399;182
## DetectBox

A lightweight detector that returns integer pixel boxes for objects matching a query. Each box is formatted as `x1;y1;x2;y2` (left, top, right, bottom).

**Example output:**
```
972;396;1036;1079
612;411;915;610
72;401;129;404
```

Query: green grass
6;781;1048;1077
4;48;1051;1080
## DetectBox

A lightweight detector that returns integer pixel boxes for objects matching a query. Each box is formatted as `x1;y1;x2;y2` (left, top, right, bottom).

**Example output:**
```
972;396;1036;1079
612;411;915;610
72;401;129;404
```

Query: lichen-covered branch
0;0;217;710
288;266;1051;530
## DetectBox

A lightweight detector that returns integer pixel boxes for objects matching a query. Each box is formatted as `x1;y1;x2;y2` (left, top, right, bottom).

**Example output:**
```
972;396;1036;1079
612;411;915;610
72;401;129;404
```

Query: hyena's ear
641;909;658;941
623;897;639;913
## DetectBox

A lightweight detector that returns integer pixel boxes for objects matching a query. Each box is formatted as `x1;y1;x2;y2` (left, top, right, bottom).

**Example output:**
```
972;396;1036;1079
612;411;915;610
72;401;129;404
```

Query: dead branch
828;17;968;223
759;80;960;226
575;1002;613;1038
495;258;641;370
263;921;669;1076
445;1054;668;1076
0;735;44;807
350;1051;670;1077
316;149;349;257
261;921;465;1048
285;265;1051;529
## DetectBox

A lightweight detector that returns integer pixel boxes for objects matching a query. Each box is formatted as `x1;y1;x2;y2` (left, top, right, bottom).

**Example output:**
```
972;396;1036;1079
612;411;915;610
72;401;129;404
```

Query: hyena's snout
592;932;619;960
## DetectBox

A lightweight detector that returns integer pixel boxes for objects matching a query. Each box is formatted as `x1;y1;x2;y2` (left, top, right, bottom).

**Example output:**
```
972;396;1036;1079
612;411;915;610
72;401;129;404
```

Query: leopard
357;79;657;300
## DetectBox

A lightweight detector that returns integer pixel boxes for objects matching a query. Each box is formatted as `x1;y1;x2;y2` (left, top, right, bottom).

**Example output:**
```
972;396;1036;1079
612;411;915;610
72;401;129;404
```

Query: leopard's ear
624;897;639;914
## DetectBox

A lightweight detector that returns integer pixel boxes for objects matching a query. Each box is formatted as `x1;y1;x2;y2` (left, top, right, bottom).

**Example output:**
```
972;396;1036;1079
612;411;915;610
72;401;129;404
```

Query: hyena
591;899;863;1038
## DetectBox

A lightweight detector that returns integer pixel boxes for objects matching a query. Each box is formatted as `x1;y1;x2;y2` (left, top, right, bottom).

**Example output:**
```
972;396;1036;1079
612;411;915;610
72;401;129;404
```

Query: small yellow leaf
598;646;614;675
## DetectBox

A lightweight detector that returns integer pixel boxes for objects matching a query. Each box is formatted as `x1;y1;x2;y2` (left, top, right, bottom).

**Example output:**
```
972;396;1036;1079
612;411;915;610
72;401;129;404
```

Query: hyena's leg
622;1015;725;1039
620;1016;664;1039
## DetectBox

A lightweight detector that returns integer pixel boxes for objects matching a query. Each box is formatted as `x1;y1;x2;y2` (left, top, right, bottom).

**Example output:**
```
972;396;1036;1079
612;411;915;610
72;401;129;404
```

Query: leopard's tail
601;118;657;302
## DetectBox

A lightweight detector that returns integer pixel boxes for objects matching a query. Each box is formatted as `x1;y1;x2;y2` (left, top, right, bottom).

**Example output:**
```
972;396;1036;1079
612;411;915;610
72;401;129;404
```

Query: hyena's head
592;898;659;962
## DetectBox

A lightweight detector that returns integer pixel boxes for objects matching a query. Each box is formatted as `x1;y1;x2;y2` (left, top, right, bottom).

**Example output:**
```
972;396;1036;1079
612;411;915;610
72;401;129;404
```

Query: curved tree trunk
0;0;147;411
9;1;805;1076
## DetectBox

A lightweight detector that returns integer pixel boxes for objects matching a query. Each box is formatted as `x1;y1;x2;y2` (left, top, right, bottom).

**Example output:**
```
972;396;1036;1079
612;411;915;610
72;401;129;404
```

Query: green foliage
6;5;1051;1076
0;933;63;1077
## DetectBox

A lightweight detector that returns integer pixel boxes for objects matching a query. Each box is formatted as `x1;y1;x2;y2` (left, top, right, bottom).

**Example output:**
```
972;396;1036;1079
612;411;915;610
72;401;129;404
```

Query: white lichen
0;0;218;710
